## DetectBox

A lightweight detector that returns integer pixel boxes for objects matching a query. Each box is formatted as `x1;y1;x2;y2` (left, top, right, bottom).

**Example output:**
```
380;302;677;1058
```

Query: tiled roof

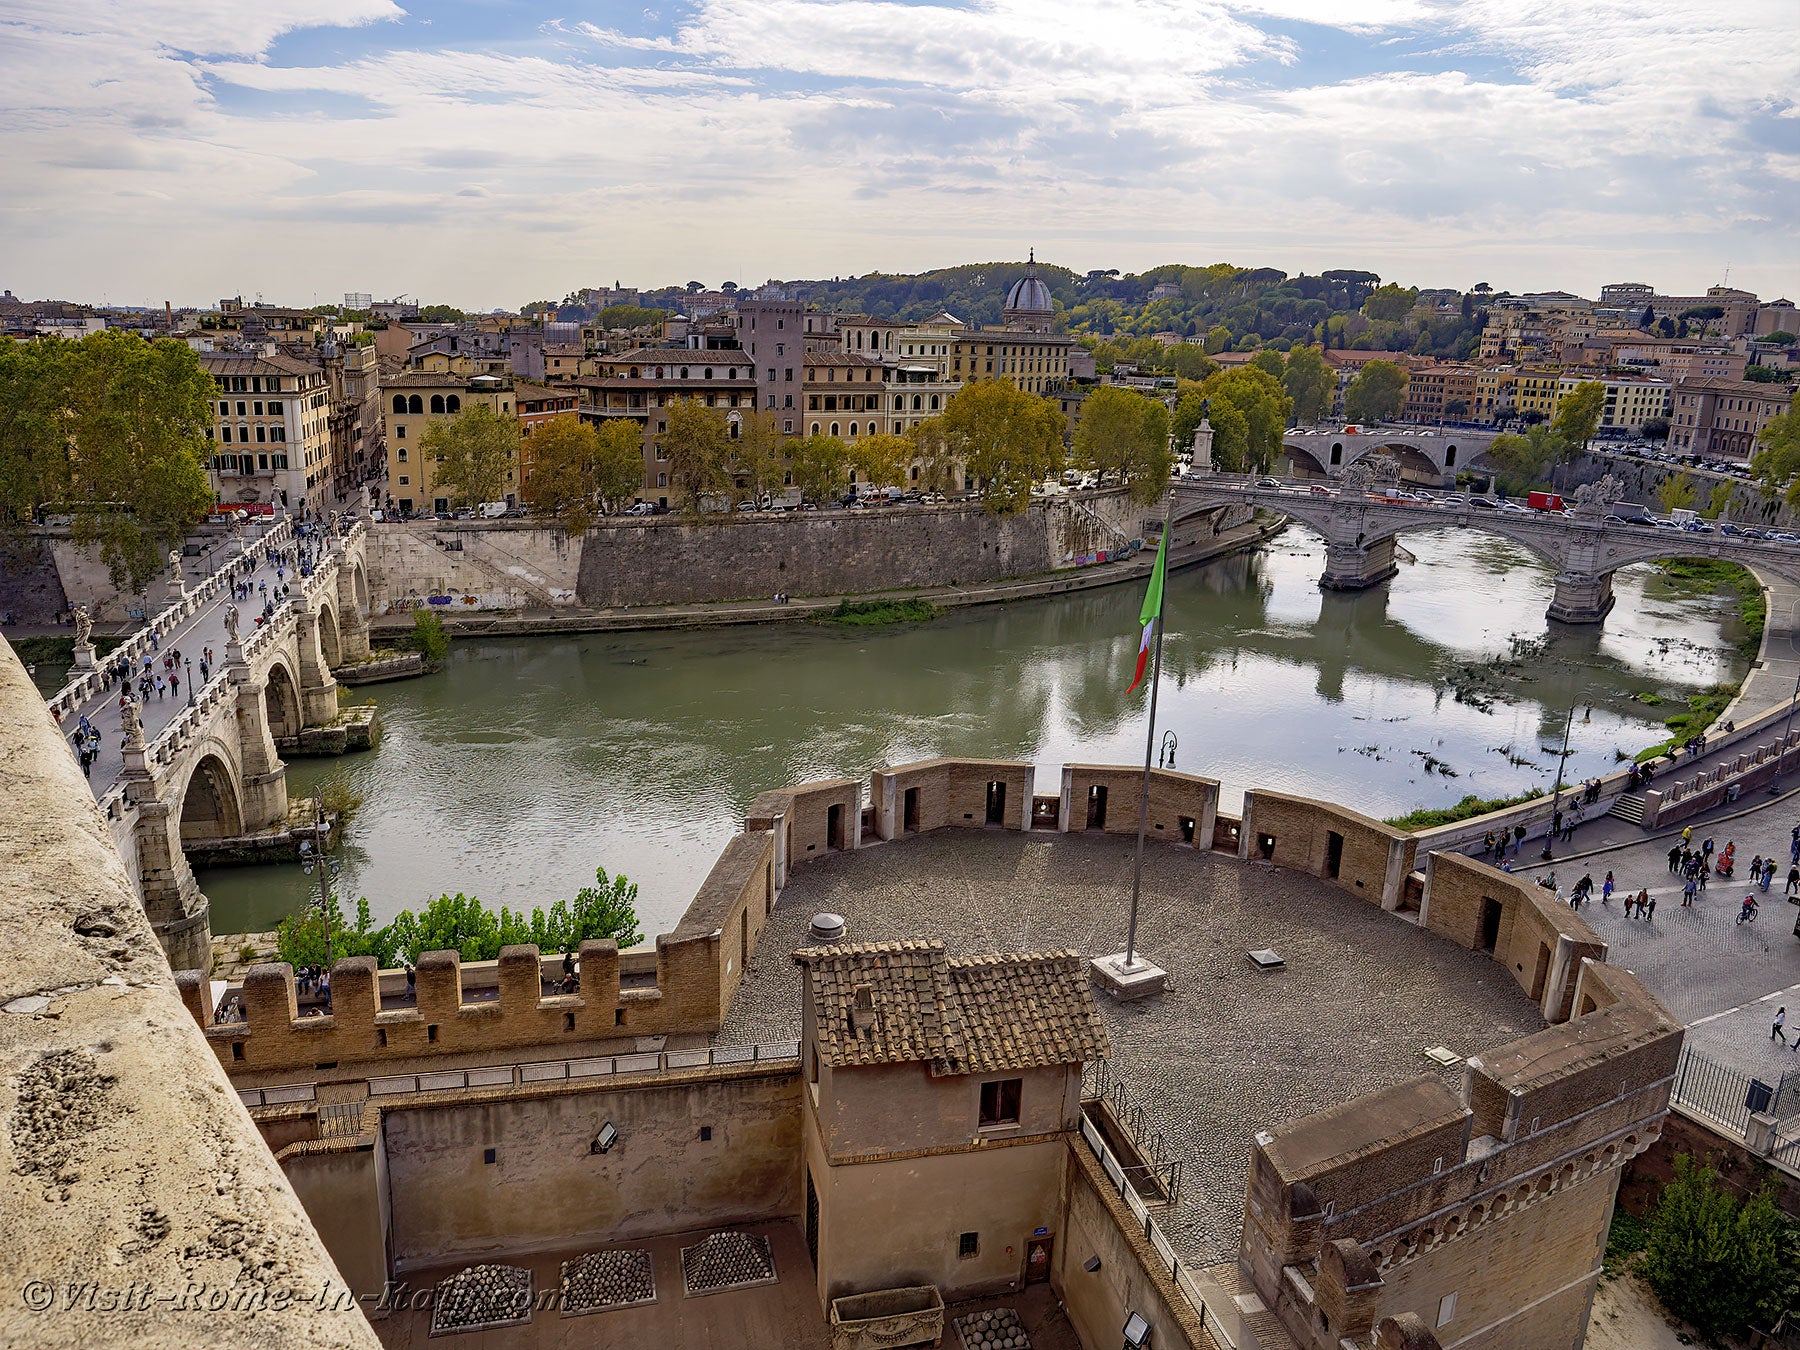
794;940;1107;1076
196;353;324;378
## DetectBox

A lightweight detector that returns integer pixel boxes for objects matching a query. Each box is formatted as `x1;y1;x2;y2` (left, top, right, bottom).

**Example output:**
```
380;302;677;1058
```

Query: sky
4;1;1799;310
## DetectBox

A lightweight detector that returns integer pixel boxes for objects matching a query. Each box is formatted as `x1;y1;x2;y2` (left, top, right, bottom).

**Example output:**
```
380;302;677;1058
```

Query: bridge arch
264;657;303;743
1283;446;1328;477
351;559;369;612
178;751;244;845
317;600;342;669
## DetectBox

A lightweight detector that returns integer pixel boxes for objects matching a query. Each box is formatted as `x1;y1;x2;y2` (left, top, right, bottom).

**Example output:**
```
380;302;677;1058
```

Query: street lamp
298;803;336;977
184;657;194;707
1158;730;1178;769
1541;700;1577;861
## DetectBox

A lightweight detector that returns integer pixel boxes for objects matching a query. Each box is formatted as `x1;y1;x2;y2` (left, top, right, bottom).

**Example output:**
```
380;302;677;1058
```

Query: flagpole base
1090;952;1167;1002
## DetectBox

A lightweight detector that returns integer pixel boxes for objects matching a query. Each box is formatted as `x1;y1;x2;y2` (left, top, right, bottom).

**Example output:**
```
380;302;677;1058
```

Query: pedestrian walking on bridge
1777;1007;1788;1043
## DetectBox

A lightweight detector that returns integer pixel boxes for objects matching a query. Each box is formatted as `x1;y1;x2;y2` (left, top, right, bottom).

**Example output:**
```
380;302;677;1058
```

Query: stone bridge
1172;475;1800;623
45;518;373;970
1278;425;1503;485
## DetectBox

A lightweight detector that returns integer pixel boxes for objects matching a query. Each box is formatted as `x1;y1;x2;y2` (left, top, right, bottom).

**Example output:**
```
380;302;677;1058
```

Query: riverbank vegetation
818;598;939;627
1639;1155;1793;1341
1633;683;1740;762
1385;790;1544;831
408;607;450;668
1656;558;1764;659
274;864;643;969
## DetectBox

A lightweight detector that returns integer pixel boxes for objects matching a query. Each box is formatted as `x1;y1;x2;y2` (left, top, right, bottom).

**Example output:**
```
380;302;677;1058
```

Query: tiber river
201;527;1749;938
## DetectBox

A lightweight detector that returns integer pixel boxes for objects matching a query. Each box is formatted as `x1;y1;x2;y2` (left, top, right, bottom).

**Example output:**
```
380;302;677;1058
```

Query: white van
478;501;509;519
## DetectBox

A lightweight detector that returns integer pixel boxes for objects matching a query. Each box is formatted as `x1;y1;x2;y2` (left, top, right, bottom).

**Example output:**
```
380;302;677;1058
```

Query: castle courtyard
717;829;1549;1266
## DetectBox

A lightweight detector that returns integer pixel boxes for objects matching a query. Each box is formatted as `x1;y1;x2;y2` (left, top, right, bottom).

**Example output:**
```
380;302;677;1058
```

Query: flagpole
1126;486;1177;970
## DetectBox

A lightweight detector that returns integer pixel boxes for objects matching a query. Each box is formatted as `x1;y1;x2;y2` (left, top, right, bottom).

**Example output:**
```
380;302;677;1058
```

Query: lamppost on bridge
1158;730;1177;769
298;803;337;984
184;657;194;708
1769;666;1800;796
1540;699;1578;862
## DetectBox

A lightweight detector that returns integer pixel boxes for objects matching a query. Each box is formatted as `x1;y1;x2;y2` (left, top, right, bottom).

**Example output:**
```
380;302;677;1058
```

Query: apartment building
1671;378;1794;459
1402;363;1481;424
381;371;518;515
571;351;759;507
198;353;333;511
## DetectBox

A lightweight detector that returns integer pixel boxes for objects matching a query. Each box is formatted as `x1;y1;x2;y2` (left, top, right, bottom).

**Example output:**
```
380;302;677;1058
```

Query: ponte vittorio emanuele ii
43;516;375;971
1173;458;1800;624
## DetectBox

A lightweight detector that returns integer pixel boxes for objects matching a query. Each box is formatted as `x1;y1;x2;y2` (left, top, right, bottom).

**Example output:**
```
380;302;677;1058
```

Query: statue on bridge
121;698;144;750
1571;474;1624;520
329;509;340;537
1338;453;1398;498
167;549;183;580
224;603;240;644
72;604;91;648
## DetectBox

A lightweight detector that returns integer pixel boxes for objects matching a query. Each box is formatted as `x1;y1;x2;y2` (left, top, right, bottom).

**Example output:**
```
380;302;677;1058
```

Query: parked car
1255;477;1281;488
1468;496;1499;509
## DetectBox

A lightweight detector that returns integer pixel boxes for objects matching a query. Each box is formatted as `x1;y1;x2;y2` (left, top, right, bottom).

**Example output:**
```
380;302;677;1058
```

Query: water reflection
200;528;1746;936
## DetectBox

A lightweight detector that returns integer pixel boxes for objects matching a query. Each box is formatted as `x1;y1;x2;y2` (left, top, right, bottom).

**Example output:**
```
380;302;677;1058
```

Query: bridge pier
294;605;341;727
231;668;290;832
124;780;213;973
1548;571;1616;625
336;569;372;663
1320;535;1398;591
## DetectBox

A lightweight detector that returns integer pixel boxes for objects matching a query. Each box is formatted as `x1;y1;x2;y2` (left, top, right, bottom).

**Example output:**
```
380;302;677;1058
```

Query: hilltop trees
0;332;216;593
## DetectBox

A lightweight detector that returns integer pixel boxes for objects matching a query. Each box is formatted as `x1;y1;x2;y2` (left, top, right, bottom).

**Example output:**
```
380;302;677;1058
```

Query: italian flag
1126;531;1169;694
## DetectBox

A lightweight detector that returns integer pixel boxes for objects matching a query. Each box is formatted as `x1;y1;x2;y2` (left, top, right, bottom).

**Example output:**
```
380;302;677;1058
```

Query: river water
200;528;1748;937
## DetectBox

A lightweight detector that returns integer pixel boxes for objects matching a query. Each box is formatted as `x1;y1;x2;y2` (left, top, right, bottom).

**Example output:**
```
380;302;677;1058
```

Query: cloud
1;0;1796;306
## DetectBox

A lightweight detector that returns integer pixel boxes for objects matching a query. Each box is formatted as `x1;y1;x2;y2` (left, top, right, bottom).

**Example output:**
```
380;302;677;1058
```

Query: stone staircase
1608;793;1646;825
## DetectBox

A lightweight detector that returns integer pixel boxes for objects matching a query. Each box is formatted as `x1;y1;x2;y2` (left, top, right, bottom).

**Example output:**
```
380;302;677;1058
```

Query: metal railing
1077;1111;1216;1341
1668;1045;1798;1139
365;1040;802;1099
1083;1060;1184;1205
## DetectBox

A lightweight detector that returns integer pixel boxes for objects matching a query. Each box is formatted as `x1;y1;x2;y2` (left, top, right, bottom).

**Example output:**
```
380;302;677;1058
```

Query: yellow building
1511;367;1566;421
381;372;517;515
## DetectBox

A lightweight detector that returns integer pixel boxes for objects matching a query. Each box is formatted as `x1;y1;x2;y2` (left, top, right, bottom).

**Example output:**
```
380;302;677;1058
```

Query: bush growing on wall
409;607;450;668
274;866;643;969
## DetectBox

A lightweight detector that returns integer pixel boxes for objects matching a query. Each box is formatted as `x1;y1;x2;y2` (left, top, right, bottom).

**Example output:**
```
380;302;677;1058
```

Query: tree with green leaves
1751;392;1800;507
933;380;1065;514
409;607;449;667
1552;380;1606;453
1486;424;1566;488
1073;385;1173;504
1702;481;1733;520
658;397;731;513
726;409;785;504
851;433;911;490
788;433;855;504
422;403;519;508
521;416;602;534
1362;284;1418;323
0;332;216;594
1282;345;1335;424
905;419;964;496
1197;366;1293;474
1641;1155;1794;1341
593;418;646;512
1643;416;1671;443
1251;349;1285;380
1657;472;1697;513
1344;359;1409;423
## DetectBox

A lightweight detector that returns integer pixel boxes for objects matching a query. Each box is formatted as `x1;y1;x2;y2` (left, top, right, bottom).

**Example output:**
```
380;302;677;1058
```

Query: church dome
1005;255;1052;315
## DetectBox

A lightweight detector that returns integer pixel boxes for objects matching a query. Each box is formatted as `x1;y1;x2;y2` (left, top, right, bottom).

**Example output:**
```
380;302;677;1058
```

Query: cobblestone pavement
1509;789;1800;1085
716;830;1544;1268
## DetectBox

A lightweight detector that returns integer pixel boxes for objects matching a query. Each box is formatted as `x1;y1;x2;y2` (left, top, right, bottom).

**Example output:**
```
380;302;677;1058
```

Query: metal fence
1669;1045;1800;1139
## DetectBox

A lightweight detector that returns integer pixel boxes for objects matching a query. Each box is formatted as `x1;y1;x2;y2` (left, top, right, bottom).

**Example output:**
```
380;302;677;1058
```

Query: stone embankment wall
362;490;1198;612
1569;451;1797;529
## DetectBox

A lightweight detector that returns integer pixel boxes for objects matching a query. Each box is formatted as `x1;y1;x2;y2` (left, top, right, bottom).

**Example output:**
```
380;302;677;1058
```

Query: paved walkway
60;520;321;801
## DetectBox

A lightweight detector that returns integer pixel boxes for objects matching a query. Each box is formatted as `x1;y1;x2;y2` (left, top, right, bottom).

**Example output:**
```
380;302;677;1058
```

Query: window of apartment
397;448;408;462
217;400;229;416
784;369;794;382
236;401;247;416
396;425;405;438
657;472;668;487
272;454;288;470
978;1078;1021;1129
257;453;269;470
255;425;267;443
958;1232;980;1260
783;419;793;433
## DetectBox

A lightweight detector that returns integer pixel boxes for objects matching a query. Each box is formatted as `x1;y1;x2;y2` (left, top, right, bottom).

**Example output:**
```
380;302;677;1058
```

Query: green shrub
1385;791;1544;831
1641;1155;1794;1339
274;866;643;969
818;598;939;627
409;607;450;666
